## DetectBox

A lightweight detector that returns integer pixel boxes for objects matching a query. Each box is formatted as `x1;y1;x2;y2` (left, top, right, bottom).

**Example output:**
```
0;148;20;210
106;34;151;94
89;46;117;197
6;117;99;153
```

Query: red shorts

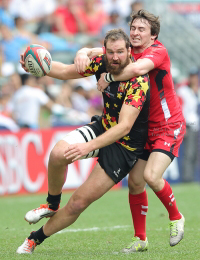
145;121;186;157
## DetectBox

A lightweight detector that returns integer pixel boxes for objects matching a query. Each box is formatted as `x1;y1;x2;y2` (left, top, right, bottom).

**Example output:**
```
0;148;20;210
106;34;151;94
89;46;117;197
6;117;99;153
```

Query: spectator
0;0;15;29
0;113;19;132
177;68;200;182
101;9;129;39
0;80;19;132
126;1;144;23
102;0;133;19
0;24;30;63
9;0;56;24
88;88;103;116
52;0;82;38
8;74;65;129
13;16;51;49
55;81;72;108
0;81;14;117
9;72;22;91
77;0;108;37
71;84;90;113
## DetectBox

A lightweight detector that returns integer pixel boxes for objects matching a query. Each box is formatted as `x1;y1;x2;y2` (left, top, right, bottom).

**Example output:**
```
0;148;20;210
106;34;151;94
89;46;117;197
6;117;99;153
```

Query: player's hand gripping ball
24;44;52;77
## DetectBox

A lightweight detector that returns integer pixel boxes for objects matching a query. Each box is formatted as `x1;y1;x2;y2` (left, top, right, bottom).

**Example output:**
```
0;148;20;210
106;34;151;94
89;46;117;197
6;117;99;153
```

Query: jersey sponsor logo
144;55;154;58
164;141;170;147
118;82;126;92
104;90;115;98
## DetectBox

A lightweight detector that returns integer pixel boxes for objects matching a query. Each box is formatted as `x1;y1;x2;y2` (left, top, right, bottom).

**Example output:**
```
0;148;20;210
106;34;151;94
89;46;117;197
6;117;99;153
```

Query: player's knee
49;141;68;166
67;195;89;215
128;176;145;193
143;168;158;187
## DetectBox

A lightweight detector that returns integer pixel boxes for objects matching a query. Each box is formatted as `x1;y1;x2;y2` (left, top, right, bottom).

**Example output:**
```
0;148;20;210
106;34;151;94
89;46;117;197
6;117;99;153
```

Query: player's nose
113;53;119;60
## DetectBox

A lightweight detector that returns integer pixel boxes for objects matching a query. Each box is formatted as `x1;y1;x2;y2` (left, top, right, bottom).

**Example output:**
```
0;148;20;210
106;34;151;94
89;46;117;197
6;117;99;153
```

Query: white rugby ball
24;44;52;77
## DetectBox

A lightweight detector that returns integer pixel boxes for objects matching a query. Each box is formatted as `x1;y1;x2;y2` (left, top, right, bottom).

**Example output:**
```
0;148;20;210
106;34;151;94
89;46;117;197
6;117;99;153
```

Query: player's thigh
72;163;115;204
144;151;171;181
128;159;147;187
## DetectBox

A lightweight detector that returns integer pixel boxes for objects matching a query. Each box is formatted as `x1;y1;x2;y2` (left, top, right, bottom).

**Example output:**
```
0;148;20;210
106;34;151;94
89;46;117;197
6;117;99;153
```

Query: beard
104;55;130;75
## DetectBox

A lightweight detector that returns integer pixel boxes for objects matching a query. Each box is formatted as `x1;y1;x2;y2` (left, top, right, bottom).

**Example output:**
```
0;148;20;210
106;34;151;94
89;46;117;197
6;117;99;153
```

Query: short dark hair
104;28;130;49
130;9;160;39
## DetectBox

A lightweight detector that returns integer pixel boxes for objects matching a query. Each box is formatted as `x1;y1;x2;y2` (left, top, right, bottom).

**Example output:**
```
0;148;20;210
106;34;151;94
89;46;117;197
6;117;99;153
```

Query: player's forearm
48;62;82;80
77;47;103;59
88;123;130;151
113;63;143;81
108;60;153;82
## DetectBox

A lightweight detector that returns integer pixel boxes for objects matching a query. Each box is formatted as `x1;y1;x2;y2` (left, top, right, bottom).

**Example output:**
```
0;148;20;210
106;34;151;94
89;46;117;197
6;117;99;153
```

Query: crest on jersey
118;82;126;92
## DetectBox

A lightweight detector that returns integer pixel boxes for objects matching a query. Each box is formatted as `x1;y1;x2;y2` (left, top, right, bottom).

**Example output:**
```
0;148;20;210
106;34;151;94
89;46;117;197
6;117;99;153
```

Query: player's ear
128;47;131;57
151;34;157;41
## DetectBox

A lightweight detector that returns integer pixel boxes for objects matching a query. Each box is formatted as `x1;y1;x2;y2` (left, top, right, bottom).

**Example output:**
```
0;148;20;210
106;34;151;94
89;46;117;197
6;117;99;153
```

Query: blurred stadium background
0;0;199;196
0;0;200;258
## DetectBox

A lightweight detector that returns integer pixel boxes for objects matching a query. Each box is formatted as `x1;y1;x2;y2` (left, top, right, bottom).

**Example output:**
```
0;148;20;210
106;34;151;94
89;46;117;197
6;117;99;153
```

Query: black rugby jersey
81;54;150;154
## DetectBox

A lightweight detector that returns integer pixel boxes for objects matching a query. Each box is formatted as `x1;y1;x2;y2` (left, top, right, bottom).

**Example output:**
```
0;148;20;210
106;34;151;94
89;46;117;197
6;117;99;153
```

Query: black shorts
139;148;175;162
87;115;138;184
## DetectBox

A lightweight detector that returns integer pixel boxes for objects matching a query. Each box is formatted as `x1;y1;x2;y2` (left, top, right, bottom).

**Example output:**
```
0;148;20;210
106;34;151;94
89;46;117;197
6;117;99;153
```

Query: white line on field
55;226;200;235
56;225;132;234
5;225;200;234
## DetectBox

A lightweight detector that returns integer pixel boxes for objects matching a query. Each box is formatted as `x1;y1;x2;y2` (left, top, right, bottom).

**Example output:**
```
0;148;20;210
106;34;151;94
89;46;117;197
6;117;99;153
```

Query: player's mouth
132;38;140;42
111;62;120;66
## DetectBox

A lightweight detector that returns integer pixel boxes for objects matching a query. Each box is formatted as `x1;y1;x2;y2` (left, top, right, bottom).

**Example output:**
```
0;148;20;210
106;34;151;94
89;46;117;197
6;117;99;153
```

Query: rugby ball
24;44;52;77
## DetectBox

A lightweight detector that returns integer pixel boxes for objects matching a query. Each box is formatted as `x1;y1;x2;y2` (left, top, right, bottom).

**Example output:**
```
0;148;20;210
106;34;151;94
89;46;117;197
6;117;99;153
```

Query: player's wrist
104;73;115;83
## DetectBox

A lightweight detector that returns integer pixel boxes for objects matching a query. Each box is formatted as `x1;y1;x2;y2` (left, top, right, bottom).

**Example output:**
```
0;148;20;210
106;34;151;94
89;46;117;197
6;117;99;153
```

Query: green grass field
0;183;200;260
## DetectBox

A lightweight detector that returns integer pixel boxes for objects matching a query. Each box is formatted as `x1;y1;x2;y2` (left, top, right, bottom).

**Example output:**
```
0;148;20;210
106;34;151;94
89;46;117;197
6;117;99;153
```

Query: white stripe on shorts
62;125;99;159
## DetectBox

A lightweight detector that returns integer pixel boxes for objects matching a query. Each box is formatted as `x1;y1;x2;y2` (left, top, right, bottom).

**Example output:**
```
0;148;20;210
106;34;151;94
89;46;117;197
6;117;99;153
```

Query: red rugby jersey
131;40;184;127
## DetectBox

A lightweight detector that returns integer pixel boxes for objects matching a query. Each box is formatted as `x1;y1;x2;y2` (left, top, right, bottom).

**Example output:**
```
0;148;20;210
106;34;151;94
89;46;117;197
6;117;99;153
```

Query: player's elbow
122;123;133;136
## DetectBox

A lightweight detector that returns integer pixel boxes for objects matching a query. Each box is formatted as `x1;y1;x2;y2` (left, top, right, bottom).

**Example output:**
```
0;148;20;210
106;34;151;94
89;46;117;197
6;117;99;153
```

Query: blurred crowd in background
0;0;200;180
0;0;145;131
0;0;200;181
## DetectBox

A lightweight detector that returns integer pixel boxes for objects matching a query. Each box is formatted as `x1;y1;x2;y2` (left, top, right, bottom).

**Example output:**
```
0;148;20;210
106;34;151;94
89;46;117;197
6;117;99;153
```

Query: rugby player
17;28;150;254
74;9;186;252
